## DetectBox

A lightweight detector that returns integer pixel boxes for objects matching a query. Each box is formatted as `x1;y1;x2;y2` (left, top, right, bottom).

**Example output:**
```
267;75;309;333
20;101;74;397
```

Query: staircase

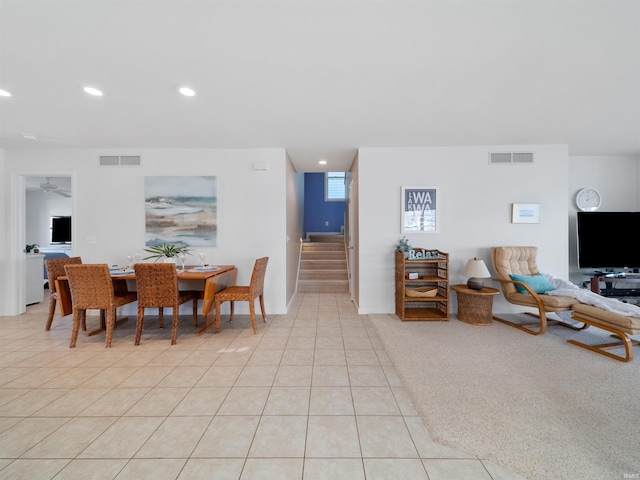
298;234;349;293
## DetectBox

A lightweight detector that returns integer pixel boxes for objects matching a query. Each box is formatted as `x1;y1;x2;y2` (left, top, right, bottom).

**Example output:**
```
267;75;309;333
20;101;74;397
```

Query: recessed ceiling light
319;160;327;165
0;88;12;97
176;85;196;97
83;86;103;96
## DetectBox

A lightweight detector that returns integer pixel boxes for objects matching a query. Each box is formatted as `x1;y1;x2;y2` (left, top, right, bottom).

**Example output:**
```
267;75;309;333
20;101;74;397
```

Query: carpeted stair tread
299;240;348;293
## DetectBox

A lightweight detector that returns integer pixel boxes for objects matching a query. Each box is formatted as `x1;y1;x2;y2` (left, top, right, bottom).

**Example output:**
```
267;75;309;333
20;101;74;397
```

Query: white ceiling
1;0;638;173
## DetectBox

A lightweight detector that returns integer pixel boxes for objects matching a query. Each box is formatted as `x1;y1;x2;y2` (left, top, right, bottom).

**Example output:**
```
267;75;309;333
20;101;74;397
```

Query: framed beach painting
145;176;217;247
401;186;439;233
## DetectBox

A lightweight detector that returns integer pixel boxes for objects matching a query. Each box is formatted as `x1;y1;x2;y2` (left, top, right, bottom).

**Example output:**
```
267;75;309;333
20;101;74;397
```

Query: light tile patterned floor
0;292;525;479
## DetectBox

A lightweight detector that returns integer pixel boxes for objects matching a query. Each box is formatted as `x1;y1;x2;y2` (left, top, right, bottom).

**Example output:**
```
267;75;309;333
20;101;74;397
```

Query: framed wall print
511;203;540;224
145;176;218;246
401;186;439;233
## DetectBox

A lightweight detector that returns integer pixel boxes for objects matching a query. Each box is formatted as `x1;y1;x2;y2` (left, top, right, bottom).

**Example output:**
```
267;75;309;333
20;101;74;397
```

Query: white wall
3;147;638;318
357;145;571;314
0;149;5;307
2;148;289;316
285;155;305;306
349;155;360;308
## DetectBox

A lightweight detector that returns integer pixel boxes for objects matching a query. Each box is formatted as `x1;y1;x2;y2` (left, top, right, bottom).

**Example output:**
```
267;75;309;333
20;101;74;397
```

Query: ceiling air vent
99;155;141;166
119;155;141;166
489;152;534;165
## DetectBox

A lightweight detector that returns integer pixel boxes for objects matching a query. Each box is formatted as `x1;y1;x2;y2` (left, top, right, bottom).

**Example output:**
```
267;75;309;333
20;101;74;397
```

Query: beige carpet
369;312;640;480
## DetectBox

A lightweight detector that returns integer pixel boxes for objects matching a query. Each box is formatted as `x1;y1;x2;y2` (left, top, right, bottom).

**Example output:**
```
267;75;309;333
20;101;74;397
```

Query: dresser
26;253;45;305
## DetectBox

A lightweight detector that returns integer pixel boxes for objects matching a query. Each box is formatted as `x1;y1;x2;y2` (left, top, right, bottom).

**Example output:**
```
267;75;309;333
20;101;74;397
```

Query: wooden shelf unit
395;250;449;321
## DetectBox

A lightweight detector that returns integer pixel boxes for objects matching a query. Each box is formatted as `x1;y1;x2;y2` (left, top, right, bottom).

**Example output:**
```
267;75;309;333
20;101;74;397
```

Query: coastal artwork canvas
145;176;217;247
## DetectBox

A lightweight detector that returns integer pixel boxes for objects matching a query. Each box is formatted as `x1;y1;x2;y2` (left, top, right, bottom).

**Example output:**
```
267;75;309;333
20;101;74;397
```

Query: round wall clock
575;187;602;211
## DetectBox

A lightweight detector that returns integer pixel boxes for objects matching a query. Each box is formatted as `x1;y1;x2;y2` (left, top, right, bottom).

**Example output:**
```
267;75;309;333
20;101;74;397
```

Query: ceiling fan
39;177;72;198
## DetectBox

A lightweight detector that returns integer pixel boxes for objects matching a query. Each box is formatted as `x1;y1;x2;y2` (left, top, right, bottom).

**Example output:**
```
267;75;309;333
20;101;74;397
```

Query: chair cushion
572;303;640;334
492;246;540;296
507;292;579;309
509;273;556;294
493;246;539;276
215;286;250;302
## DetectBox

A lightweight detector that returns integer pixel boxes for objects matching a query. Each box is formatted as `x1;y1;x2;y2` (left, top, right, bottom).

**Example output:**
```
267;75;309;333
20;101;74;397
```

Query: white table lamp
463;257;491;290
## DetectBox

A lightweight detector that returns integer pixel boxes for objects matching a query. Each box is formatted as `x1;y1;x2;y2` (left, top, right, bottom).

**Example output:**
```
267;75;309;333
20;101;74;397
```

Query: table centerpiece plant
143;243;191;263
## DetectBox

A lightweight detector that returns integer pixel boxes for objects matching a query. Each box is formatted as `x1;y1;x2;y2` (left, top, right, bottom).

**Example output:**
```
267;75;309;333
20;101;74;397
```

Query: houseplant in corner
143;243;190;263
26;243;39;253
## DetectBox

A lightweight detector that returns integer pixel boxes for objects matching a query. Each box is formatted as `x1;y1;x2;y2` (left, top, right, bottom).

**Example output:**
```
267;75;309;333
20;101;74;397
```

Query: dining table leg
55;279;73;318
198;267;237;335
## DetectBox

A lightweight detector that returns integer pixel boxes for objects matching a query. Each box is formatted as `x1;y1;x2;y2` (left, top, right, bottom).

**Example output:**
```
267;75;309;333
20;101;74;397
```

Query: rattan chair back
133;263;199;345
214;257;269;334
134;263;179;308
64;264;116;310
46;256;82;295
249;256;268;298
44;256;82;331
64;264;137;347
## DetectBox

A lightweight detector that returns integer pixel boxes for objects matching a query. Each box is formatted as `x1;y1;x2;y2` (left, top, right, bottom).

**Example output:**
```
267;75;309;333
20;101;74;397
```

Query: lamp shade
463;257;491;290
463;258;490;278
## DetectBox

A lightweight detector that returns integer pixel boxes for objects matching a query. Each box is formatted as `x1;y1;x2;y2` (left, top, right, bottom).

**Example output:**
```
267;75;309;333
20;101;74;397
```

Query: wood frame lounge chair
491;246;588;335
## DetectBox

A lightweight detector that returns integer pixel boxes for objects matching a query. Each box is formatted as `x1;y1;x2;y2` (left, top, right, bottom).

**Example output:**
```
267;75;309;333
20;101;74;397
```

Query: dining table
55;264;237;335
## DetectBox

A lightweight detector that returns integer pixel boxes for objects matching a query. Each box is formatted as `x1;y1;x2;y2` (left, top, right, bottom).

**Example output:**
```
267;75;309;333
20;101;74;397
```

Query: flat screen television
576;212;640;270
51;216;71;244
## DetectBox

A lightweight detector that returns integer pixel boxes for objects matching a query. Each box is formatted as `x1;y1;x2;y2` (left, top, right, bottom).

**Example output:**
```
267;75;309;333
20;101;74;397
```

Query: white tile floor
0;292;525;479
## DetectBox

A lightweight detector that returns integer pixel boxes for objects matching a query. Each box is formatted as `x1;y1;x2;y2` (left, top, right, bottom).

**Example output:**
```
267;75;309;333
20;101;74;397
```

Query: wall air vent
489;152;534;165
99;155;141;166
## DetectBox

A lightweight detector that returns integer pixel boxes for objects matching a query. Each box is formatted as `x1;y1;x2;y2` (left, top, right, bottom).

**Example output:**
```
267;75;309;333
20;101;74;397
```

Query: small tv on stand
51;216;72;244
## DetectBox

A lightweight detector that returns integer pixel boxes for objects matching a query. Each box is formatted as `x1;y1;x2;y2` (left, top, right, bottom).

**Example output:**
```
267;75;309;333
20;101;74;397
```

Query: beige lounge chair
491;246;588;335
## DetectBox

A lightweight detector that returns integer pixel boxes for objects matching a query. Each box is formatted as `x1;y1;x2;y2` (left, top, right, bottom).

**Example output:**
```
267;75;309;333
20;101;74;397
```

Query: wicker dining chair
64;264;137;348
133;263;199;345
214;257;269;334
45;256;83;331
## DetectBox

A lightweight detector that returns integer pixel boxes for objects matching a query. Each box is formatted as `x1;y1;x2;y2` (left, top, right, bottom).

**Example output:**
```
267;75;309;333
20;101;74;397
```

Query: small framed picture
512;203;540;224
401;186;439;233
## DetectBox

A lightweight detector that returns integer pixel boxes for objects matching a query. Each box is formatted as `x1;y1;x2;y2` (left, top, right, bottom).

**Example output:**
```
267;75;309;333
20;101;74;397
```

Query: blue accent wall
304;173;345;236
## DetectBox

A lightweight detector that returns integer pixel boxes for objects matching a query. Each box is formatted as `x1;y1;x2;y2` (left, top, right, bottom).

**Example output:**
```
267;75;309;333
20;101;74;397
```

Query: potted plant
26;243;39;253
395;236;412;258
143;243;190;263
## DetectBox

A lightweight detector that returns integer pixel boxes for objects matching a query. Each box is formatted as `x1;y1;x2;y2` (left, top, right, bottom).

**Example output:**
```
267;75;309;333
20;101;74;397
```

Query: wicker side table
451;285;499;326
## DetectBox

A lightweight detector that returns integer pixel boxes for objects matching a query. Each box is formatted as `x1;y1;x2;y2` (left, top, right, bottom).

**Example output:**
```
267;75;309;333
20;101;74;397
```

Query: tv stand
589;272;640;297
